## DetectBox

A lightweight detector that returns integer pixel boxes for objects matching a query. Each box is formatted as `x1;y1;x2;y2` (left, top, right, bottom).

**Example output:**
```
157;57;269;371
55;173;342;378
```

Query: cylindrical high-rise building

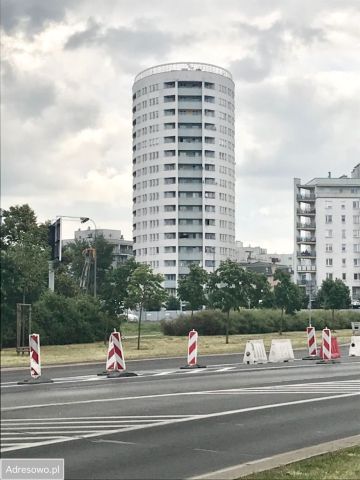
132;62;236;295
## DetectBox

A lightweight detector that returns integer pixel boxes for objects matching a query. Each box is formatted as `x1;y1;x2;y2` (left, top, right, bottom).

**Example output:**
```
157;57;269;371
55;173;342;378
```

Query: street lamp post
55;215;97;298
80;217;97;298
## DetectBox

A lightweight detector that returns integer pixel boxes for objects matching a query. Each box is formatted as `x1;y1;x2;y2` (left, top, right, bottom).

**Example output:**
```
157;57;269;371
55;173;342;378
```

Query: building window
325;215;332;224
354;215;360;224
354;273;360;280
326;258;333;266
205;260;215;267
326;273;333;280
325;230;333;238
325;244;333;253
342;258;347;267
205;233;216;239
342;244;346;252
164;191;176;198
353;201;360;209
164;232;176;239
354;244;360;253
205;219;215;226
342;273;346;280
164;260;176;267
164;274;176;281
164;177;176;184
164;219;176;225
341;215;346;223
164;246;176;253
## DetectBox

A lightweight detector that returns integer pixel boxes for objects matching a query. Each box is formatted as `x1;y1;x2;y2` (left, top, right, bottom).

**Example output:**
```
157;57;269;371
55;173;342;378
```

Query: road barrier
349;336;360;357
269;339;295;363
317;327;340;364
303;326;320;360
17;334;53;384
180;329;206;369
98;330;137;378
243;340;267;364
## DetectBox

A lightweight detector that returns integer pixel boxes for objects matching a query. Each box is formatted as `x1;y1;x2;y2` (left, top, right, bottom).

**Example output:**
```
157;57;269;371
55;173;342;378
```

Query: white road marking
1;360;359;388
1;392;359;453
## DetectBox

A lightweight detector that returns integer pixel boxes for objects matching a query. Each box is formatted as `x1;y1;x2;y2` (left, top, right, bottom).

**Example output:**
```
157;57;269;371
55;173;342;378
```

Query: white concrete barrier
269;339;295;363
349;336;360;357
243;340;267;364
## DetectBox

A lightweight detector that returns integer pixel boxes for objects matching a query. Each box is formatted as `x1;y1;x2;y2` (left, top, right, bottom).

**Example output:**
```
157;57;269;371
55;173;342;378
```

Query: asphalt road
1;349;360;479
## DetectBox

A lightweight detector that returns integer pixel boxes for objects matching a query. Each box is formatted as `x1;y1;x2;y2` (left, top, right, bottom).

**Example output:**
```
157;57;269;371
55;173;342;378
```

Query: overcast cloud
1;0;359;252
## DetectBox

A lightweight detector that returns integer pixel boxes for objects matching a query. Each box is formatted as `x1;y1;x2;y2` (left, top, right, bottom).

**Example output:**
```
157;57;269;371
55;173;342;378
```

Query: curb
190;434;360;479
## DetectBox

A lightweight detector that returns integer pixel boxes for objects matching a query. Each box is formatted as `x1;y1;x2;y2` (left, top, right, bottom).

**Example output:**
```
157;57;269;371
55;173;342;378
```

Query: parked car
352;300;360;309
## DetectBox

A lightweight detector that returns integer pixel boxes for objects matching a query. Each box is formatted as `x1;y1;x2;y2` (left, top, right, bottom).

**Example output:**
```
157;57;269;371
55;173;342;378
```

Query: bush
32;291;110;345
160;309;359;336
161;310;226;336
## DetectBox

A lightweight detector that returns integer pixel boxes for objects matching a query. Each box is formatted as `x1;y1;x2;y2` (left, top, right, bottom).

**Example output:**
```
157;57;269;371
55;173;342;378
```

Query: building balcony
296;236;316;244
297;251;316;258
177;87;202;96
297;279;316;286
297;265;316;272
297;194;315;202
178;114;202;122
297;222;316;230
297;208;316;216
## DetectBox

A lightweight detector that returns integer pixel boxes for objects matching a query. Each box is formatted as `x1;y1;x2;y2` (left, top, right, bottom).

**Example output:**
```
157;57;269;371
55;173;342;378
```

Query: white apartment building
294;164;360;300
235;240;293;269
132;63;236;295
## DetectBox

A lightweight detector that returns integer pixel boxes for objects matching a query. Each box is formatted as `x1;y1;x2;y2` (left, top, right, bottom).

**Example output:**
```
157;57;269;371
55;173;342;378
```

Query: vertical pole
48;261;55;292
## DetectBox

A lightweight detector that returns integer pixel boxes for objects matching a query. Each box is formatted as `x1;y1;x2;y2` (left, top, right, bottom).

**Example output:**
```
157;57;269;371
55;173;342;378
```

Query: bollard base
17;377;54;385
180;364;206;369
316;359;339;364
107;371;138;378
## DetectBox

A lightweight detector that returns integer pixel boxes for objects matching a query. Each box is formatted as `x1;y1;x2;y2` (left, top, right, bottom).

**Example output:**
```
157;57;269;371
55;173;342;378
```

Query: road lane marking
3;378;360;412
2;360;359;388
1;392;359;453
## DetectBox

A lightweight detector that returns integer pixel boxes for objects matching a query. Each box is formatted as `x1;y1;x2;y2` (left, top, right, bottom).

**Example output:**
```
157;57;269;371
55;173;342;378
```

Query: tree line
0;204;352;348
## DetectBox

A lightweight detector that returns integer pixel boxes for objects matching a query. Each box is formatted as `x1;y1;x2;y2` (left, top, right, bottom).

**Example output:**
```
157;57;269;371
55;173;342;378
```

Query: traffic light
48;218;62;261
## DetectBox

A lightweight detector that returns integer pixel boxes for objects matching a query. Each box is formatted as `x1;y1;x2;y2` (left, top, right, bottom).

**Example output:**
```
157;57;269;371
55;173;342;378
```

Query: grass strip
242;445;360;479
0;328;353;368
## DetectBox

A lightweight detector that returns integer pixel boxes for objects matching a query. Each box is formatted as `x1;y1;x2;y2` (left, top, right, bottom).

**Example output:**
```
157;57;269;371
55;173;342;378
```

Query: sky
1;0;359;253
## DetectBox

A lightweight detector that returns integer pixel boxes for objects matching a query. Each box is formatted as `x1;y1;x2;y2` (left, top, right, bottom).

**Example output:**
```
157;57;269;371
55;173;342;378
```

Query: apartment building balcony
178;100;203;109
177;141;202;150
297;278;316;286
297;222;316;230
178;127;202;136
297;251;316;258
178;113;202;122
297;265;316;272
296;194;315;202
178;87;202;96
297;208;316;216
296;236;316;244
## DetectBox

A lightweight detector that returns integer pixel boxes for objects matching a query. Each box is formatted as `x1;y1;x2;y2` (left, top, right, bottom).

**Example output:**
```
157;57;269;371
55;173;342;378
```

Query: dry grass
0;329;353;368
243;446;360;480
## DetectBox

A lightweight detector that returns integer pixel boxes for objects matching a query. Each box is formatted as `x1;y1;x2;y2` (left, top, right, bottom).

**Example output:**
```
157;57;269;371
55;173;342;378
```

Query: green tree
127;264;167;349
165;295;181;311
207;260;251;344
247;271;273;309
1;204;50;251
101;257;138;318
0;205;50;347
316;278;351;324
274;269;303;334
177;264;208;317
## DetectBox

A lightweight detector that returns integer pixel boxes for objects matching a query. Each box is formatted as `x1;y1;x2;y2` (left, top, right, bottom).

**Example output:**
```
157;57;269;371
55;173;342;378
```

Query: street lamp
80;217;97;298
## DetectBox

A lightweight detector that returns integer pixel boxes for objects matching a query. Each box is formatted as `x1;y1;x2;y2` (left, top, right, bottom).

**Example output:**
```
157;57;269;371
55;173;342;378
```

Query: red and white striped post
322;327;332;361
17;333;53;384
30;333;41;379
187;329;198;366
105;330;137;378
106;331;126;372
306;326;317;357
180;329;206;369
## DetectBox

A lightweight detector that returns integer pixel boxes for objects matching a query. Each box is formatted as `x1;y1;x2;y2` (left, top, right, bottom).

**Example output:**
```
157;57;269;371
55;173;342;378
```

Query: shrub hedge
160;309;360;336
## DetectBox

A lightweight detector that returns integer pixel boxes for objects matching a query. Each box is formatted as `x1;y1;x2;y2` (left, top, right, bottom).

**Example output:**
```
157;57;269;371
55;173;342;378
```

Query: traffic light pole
48;261;55;292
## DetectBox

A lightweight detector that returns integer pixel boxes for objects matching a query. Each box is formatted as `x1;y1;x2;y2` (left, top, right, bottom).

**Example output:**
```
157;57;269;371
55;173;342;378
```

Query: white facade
235;240;293;268
132;63;236;294
294;165;360;299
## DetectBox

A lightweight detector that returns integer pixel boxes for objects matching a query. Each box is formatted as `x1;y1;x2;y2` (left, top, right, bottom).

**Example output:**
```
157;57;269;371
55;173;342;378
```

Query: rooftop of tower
134;62;233;83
